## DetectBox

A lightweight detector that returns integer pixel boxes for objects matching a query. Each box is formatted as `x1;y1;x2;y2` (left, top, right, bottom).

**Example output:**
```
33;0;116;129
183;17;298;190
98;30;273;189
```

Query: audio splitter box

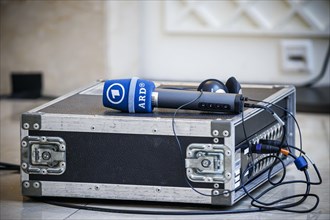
20;81;295;206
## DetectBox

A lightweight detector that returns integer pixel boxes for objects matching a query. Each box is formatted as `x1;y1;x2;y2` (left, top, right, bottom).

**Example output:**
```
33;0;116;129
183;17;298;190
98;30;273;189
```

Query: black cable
240;140;322;212
240;100;322;213
249;173;315;213
258;141;322;186
244;103;287;148
0;95;58;100
171;90;214;197
260;140;305;155
171;92;255;198
239;148;317;213
171;90;239;197
241;99;256;175
39;199;267;215
170;93;321;213
241;154;287;186
232;99;308;211
246;98;303;156
0;162;20;171
266;155;287;186
242;100;287;190
300;42;330;88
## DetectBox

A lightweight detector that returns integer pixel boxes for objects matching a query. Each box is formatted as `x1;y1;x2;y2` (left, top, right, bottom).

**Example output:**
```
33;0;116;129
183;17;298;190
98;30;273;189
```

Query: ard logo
138;82;146;109
106;83;125;104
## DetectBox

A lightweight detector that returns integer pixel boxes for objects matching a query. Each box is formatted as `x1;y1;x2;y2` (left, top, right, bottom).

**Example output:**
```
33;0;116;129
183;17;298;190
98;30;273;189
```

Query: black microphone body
153;89;243;113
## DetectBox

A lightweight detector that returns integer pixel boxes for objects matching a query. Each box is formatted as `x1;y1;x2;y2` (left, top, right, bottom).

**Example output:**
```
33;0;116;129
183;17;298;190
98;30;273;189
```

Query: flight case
20;81;295;206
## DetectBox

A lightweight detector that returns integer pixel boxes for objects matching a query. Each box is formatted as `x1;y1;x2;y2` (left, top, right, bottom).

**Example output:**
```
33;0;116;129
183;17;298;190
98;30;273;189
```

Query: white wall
0;1;107;96
108;1;330;86
1;0;329;97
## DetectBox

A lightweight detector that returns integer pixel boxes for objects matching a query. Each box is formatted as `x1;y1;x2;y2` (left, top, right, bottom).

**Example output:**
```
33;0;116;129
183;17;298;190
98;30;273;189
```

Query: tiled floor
0;99;329;220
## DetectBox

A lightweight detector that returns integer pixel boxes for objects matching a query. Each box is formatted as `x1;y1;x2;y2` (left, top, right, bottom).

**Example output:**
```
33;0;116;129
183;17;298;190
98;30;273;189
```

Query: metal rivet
223;190;230;197
41;136;47;142
60;162;66;167
213;190;220;196
23;181;30;188
223;130;229;137
197;152;203;157
42;151;51;160
225;172;232;180
213;138;219;143
91;126;95;130
33;182;40;188
21;163;27;169
206;177;213;182
156;187;161;193
59;144;65;151
33;123;40;130
214;183;219;189
41;169;47;175
21;141;27;147
94;185;100;191
212;130;219;136
201;159;211;168
23;123;30;129
152;128;157;133
225;150;231;157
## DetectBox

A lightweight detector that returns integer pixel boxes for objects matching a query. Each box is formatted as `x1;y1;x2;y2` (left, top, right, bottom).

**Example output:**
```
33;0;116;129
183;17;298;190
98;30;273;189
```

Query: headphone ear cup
226;77;242;94
197;79;228;93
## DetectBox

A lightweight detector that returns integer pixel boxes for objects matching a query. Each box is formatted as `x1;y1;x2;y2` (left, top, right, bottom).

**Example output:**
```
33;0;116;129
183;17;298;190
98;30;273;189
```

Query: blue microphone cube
103;77;155;113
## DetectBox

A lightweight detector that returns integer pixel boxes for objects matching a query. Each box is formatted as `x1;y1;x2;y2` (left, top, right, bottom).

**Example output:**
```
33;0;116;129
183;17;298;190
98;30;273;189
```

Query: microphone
103;77;243;113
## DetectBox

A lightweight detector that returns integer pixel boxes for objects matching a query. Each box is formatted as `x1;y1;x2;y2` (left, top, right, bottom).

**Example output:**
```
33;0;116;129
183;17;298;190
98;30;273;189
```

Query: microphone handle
153;89;243;113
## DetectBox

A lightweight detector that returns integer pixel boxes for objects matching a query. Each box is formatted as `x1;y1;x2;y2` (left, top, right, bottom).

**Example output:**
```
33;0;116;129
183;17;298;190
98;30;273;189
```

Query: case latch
185;143;232;183
21;136;66;175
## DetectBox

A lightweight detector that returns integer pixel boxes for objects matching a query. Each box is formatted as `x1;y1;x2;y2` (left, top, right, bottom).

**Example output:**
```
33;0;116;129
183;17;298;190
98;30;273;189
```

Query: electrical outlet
280;40;314;73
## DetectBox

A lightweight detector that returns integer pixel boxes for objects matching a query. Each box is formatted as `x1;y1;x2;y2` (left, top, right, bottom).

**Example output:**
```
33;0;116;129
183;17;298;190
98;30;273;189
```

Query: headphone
197;77;242;94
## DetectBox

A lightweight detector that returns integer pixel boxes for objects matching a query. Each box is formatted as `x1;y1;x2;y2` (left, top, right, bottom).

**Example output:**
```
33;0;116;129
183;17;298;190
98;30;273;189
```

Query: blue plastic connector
294;156;308;171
